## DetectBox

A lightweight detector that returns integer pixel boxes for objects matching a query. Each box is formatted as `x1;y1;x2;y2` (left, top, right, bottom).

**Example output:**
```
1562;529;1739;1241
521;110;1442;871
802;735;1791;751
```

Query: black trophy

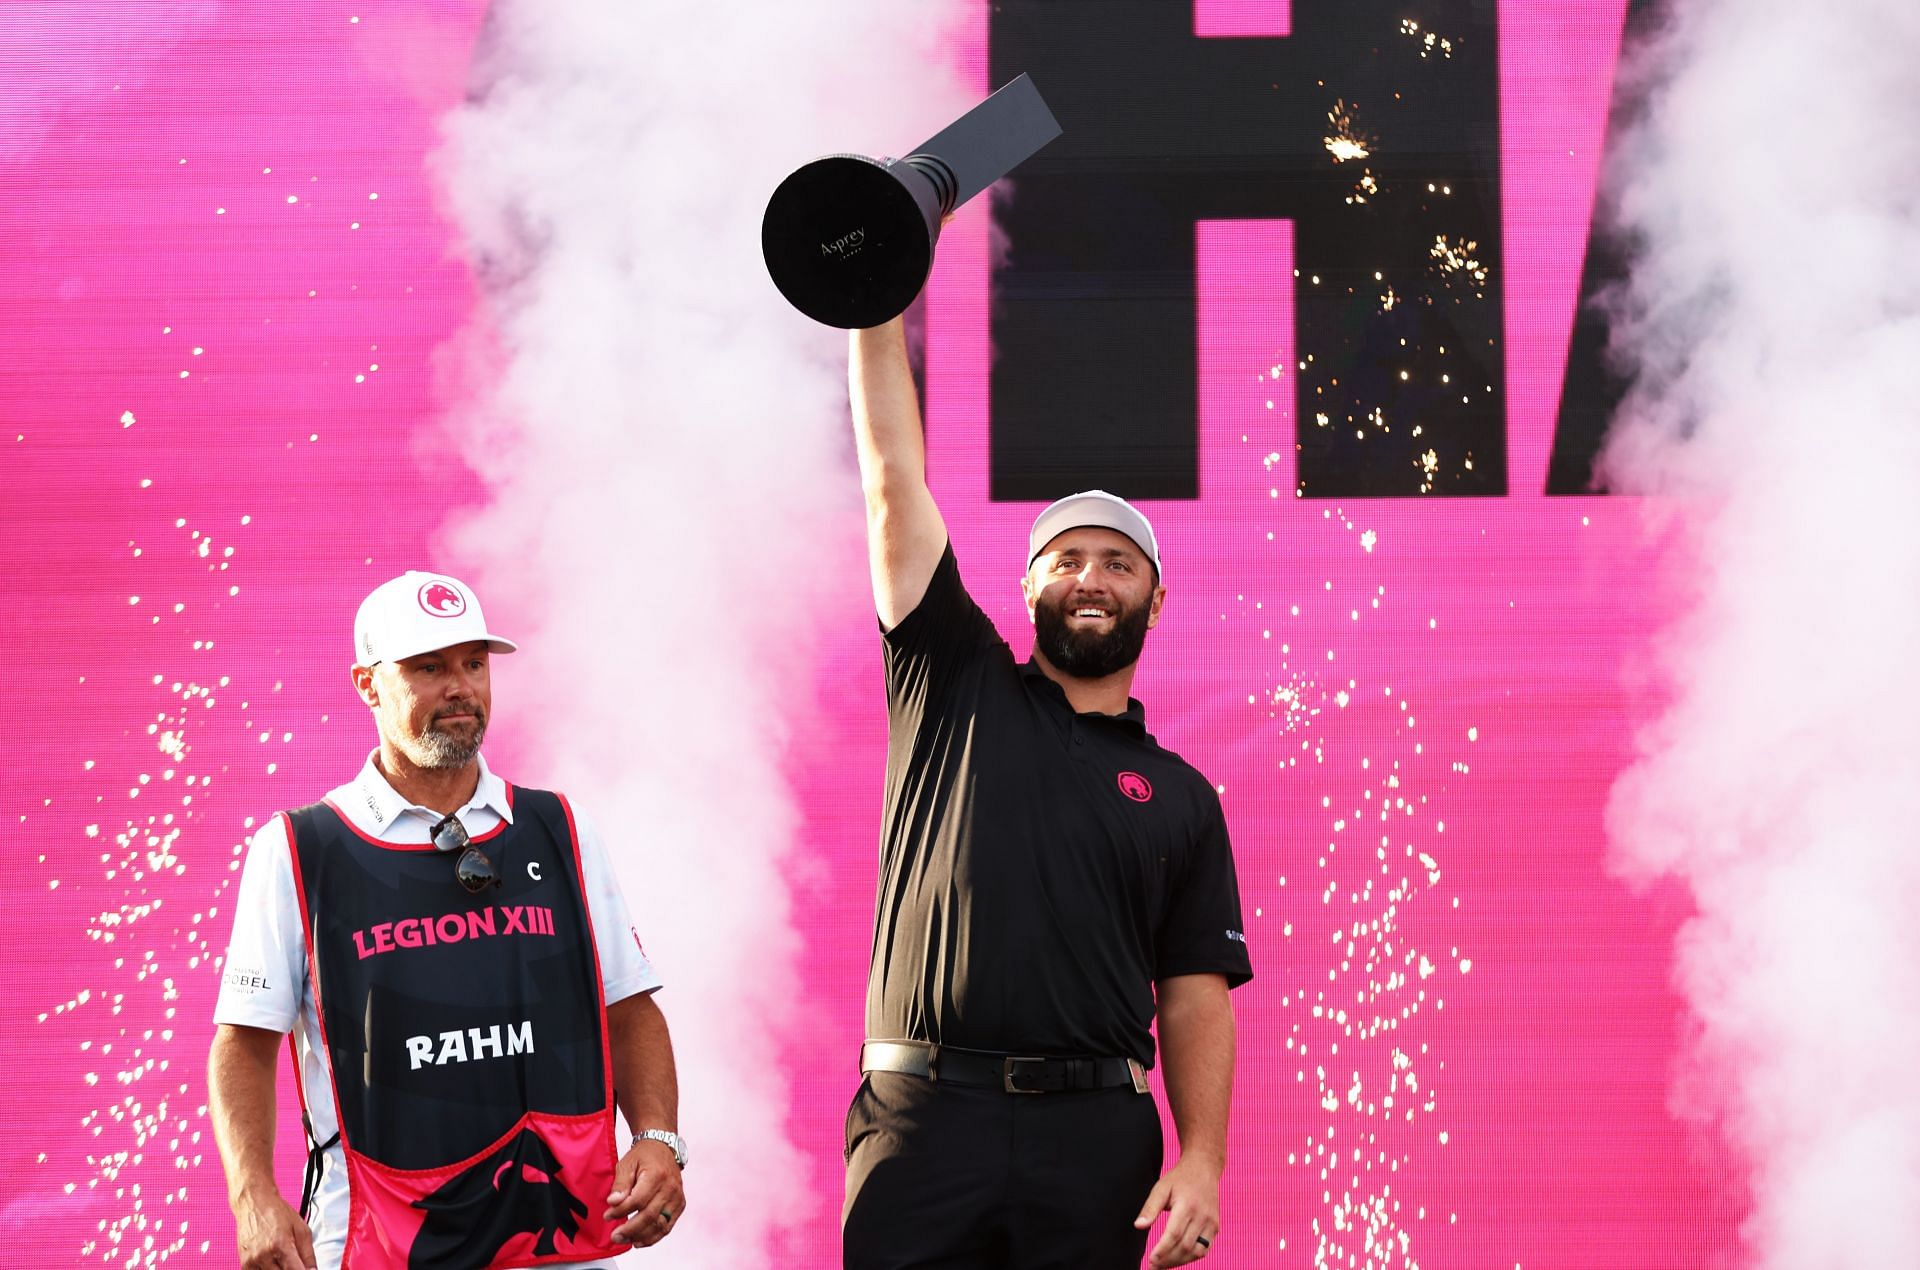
762;74;1062;329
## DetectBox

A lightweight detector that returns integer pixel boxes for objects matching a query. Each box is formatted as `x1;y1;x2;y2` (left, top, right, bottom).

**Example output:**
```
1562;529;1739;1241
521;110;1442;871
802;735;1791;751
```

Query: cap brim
1028;496;1161;575
364;633;518;665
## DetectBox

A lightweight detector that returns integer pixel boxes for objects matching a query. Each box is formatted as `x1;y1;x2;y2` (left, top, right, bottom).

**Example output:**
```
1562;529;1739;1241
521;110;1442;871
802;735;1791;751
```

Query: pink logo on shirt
1117;771;1153;803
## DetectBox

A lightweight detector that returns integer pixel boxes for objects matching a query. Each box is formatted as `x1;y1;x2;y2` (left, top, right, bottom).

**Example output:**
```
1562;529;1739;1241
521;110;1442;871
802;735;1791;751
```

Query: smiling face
1022;526;1166;680
352;639;492;771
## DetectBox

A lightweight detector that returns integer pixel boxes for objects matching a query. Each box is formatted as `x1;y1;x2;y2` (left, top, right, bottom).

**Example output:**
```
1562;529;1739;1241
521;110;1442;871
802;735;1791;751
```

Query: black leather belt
861;1040;1150;1095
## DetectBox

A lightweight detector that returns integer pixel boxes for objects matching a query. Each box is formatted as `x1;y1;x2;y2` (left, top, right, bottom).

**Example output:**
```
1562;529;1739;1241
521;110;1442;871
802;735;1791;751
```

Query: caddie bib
286;787;622;1269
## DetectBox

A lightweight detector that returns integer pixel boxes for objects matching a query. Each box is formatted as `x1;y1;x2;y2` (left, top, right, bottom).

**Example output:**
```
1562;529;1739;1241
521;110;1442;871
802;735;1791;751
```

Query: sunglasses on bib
430;813;501;894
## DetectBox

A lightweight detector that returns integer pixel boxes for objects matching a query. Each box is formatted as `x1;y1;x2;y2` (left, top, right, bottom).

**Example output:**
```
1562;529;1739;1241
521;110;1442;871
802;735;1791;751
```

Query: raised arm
851;317;949;629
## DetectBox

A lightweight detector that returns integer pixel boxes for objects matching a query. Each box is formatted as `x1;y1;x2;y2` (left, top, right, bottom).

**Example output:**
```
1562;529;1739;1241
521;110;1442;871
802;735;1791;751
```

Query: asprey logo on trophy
820;228;867;259
417;580;466;618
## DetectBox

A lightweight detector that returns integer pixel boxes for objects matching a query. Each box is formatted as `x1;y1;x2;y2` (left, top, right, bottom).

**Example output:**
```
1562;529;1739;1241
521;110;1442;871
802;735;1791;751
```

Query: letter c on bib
526;861;542;882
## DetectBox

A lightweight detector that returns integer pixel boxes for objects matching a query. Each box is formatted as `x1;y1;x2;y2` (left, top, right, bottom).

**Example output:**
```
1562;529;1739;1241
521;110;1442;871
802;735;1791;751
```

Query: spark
1428;235;1490;290
1399;18;1456;60
1323;100;1373;164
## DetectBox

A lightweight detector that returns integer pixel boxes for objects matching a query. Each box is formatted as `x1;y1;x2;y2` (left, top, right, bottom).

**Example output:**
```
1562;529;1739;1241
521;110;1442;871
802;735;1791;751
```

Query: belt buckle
1002;1055;1046;1094
1127;1057;1150;1094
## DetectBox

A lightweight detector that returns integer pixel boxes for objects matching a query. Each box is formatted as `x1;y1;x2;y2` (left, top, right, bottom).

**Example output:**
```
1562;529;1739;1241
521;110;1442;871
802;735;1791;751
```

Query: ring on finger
660;1208;674;1223
1196;1234;1212;1250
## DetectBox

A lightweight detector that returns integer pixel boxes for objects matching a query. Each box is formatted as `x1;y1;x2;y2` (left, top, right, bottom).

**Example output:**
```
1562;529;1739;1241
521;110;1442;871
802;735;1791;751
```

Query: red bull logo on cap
418;580;466;618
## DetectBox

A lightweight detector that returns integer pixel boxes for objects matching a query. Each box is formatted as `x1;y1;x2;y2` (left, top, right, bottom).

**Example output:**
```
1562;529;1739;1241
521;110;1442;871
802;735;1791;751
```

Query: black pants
842;1071;1163;1270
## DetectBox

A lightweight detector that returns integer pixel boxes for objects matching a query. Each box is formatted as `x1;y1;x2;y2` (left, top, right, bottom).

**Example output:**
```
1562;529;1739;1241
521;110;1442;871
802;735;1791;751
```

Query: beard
403;704;488;769
1033;591;1153;680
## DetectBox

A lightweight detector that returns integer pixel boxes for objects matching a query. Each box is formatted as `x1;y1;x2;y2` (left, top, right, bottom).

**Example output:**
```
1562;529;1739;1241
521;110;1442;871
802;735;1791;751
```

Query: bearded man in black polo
842;318;1254;1270
208;571;688;1270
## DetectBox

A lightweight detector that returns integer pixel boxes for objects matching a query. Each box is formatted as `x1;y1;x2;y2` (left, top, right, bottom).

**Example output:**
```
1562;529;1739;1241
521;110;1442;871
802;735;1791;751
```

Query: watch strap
632;1128;688;1169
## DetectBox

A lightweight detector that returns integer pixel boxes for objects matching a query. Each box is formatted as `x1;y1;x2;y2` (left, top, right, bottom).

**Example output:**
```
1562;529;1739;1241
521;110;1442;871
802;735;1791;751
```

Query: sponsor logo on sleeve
1225;929;1246;944
221;967;272;994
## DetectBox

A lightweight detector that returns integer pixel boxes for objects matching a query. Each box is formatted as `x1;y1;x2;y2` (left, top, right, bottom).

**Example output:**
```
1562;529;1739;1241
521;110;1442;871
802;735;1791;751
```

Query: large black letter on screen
1548;0;1657;496
988;1;1505;500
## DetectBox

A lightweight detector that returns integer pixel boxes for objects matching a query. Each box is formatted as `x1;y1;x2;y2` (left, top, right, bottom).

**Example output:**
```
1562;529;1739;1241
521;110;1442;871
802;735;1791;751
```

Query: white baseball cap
1027;490;1162;578
353;571;518;666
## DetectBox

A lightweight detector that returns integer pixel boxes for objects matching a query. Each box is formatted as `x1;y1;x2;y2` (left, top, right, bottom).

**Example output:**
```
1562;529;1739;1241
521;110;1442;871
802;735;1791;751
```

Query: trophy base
762;155;939;329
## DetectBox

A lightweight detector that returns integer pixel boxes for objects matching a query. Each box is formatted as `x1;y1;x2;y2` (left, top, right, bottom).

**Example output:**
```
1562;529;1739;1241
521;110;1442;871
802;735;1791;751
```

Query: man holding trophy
765;76;1254;1270
841;312;1252;1269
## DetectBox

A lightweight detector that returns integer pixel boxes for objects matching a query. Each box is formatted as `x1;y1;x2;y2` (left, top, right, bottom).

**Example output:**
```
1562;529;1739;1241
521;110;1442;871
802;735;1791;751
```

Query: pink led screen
0;1;1768;1267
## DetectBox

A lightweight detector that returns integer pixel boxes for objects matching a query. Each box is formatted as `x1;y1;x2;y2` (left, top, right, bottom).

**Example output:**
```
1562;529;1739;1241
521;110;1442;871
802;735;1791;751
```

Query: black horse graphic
408;1127;590;1267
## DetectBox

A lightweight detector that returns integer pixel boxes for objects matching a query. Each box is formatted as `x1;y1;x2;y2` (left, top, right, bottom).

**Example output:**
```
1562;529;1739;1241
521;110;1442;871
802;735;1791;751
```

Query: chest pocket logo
1117;771;1154;803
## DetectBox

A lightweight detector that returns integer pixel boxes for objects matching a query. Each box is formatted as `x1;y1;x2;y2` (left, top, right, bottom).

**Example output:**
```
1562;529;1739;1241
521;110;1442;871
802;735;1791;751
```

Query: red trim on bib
556;792;620;1199
283;811;357;1265
322;795;511;851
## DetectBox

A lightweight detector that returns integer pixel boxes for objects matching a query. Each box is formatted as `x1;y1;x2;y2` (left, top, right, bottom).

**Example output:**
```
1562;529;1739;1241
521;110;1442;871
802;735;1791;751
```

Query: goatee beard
405;708;487;770
1034;595;1151;680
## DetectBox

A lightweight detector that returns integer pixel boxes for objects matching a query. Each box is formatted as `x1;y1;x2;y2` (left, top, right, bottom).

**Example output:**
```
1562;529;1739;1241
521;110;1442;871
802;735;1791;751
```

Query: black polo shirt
866;545;1252;1068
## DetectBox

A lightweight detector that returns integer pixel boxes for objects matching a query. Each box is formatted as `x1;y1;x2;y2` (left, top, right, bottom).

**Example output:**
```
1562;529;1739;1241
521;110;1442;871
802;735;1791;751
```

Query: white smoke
429;3;971;1262
1597;0;1920;1264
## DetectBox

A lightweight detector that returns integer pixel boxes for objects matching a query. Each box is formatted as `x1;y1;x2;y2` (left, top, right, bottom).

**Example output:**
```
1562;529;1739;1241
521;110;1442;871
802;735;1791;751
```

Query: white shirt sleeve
212;815;307;1033
569;802;662;1005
